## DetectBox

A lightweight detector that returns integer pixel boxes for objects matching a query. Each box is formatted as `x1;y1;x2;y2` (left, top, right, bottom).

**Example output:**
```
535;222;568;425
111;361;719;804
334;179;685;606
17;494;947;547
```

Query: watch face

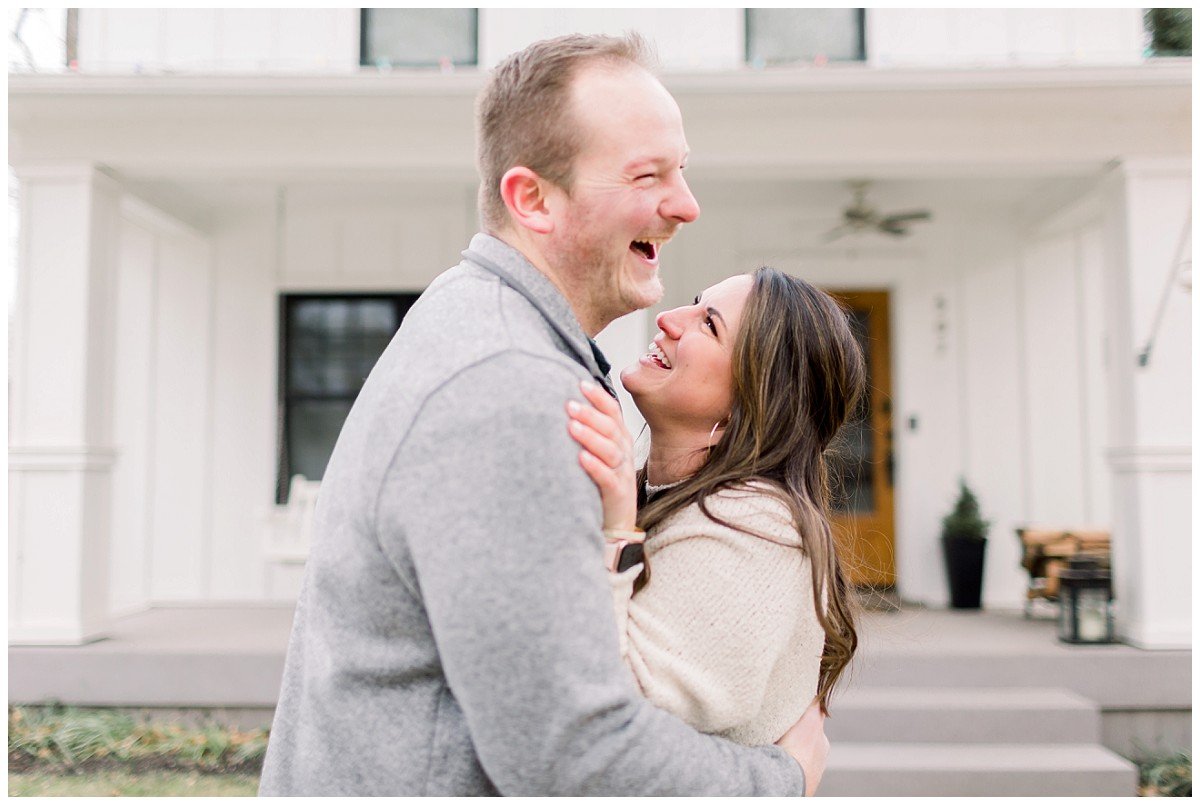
616;542;645;573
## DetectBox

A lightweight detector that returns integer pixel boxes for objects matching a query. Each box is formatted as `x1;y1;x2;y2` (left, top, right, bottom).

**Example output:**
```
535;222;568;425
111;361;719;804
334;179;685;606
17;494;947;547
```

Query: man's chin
622;277;665;313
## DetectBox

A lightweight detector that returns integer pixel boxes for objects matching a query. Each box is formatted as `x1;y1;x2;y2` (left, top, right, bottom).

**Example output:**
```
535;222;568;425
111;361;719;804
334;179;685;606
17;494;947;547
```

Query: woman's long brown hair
635;267;866;715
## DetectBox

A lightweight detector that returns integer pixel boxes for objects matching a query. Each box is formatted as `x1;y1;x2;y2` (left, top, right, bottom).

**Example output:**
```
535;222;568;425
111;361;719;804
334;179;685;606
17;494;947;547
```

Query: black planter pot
942;537;987;609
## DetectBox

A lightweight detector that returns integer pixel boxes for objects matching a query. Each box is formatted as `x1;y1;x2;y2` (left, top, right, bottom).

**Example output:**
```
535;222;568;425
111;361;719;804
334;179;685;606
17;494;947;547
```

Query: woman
567;266;865;746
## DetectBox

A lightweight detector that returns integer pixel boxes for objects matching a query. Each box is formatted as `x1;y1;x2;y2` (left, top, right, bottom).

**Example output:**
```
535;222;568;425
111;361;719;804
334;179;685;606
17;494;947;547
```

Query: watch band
605;540;645;573
604;528;646;573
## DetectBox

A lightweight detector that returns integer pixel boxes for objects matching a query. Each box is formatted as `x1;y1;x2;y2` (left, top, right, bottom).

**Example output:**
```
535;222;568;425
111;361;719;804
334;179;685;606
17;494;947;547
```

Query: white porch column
9;164;121;645
1100;158;1191;650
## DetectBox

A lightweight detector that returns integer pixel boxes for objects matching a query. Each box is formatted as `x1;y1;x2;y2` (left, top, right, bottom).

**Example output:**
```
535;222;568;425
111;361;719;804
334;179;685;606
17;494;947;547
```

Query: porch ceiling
10;62;1189;186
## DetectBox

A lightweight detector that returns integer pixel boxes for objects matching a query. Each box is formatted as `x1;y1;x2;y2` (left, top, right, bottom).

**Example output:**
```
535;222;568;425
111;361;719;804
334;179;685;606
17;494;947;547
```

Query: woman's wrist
603;527;644;542
602;528;645;574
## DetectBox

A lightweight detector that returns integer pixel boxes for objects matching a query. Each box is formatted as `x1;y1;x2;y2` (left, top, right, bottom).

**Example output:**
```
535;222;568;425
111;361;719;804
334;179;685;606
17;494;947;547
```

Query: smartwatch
604;529;645;573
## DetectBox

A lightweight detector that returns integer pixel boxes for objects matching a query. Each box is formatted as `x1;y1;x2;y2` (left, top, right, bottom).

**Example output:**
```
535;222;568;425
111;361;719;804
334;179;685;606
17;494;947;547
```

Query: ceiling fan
822;181;932;242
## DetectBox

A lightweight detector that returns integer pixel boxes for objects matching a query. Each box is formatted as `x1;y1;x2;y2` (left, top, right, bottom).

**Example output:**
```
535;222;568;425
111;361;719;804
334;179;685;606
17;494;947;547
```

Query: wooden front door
824;290;896;588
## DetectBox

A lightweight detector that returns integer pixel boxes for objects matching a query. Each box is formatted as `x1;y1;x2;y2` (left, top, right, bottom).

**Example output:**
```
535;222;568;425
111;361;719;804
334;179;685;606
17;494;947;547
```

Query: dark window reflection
278;294;419;502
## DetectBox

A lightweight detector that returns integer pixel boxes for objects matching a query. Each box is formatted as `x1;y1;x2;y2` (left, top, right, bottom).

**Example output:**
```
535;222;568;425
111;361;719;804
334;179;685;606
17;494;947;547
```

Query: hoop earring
707;419;728;453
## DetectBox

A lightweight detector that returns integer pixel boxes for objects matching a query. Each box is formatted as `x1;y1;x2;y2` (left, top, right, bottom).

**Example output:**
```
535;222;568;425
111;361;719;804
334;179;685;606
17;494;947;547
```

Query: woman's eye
705;316;717;334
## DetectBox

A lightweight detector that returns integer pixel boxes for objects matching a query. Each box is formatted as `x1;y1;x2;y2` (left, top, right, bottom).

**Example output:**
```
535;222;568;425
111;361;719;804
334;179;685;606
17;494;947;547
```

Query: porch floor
10;604;1188;712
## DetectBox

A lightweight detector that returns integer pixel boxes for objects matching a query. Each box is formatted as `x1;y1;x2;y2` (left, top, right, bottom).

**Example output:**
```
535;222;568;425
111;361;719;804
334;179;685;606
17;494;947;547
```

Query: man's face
543;65;700;329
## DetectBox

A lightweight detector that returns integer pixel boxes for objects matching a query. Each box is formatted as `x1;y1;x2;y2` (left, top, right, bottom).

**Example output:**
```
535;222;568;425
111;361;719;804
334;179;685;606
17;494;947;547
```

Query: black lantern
1057;555;1115;644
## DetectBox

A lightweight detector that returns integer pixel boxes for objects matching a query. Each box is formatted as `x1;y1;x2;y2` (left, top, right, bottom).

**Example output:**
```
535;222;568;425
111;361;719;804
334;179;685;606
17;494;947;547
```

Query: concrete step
825;686;1101;744
849;640;1192;710
820;742;1139;797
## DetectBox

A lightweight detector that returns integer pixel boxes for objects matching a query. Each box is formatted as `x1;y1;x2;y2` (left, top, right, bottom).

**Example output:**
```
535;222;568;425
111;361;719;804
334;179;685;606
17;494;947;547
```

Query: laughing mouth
630;236;670;261
645;340;672;370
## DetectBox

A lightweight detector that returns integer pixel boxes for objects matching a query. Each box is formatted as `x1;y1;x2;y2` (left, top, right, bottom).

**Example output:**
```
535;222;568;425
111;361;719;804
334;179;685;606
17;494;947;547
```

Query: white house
8;9;1191;654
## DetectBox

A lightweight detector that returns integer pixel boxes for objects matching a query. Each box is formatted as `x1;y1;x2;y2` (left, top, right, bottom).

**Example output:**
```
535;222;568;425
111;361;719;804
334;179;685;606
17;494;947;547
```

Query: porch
10;604;1188;796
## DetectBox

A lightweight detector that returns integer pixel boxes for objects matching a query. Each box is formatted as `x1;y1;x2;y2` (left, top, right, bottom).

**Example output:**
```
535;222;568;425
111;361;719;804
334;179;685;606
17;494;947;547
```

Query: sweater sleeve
609;563;641;662
385;357;807;795
620;491;815;741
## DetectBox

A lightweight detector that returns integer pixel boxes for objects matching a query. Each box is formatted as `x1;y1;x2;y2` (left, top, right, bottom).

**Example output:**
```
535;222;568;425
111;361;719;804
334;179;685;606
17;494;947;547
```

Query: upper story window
277;293;420;503
1144;8;1191;57
745;9;866;67
360;9;478;68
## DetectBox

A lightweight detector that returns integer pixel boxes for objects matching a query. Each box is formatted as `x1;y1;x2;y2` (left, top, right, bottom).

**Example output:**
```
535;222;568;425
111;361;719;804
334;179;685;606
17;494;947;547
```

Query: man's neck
488;227;606;337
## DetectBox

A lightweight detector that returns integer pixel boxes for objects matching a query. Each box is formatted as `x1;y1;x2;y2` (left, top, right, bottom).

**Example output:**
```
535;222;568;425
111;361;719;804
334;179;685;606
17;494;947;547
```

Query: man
260;33;827;796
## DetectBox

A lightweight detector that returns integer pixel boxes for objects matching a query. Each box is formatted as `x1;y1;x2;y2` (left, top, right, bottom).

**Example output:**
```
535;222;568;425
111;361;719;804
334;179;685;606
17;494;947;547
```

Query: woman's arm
622;496;815;738
567;387;820;744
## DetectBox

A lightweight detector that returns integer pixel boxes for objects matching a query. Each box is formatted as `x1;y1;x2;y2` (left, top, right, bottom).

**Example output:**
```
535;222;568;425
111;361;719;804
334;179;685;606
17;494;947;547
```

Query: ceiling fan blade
878;223;911;236
880;210;932;226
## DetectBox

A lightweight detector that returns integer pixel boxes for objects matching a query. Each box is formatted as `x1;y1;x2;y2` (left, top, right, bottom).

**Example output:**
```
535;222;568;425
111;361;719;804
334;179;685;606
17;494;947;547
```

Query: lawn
9;769;260;796
9;705;266;797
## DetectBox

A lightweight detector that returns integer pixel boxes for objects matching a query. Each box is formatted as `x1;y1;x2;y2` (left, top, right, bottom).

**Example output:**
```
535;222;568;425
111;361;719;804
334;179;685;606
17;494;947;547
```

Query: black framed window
360;9;478;68
746;9;866;66
277;293;420;502
1144;8;1191;57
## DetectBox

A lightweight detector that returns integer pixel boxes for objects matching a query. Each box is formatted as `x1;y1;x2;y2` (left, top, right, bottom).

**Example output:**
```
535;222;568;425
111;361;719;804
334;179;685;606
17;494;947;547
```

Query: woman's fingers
568;418;627;469
578;449;622;491
567;400;624;444
580;380;622;418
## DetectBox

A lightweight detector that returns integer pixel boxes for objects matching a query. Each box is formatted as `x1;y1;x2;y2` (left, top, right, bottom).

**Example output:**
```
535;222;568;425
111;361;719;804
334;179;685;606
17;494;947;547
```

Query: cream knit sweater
609;483;824;747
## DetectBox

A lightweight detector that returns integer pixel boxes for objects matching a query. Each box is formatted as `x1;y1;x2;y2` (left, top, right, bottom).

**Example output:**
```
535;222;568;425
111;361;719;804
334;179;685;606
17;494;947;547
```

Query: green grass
9;705;268;770
9;769;259;797
1139;751;1191;797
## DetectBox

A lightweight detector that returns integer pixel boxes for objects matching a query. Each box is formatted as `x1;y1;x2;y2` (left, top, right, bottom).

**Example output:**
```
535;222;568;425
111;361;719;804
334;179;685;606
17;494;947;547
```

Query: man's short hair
475;32;656;232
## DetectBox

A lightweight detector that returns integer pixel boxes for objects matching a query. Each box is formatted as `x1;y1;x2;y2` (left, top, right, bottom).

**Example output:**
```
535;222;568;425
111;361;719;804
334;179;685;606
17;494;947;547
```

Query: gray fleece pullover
258;233;806;796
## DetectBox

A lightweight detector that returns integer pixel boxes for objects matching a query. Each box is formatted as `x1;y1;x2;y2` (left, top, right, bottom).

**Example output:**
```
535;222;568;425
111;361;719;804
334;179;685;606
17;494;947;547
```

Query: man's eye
636;173;656;182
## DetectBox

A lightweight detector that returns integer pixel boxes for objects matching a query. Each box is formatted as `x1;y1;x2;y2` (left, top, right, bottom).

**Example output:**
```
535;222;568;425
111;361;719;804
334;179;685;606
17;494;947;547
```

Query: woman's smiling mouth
644;340;672;370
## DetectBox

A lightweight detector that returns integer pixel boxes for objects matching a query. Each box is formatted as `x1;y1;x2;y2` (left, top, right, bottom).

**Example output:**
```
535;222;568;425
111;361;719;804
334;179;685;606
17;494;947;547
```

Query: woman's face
620;273;753;429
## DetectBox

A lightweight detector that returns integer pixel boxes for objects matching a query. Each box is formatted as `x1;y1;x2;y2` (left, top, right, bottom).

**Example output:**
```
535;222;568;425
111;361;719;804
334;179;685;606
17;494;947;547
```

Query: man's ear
499;167;555;235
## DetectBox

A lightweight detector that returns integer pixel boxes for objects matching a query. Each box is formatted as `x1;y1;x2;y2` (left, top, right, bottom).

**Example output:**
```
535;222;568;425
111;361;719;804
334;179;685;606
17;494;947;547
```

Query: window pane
747;9;864;65
287;399;355;483
279;294;418;500
1145;8;1191;57
288;299;397;396
362;9;477;67
829;308;874;513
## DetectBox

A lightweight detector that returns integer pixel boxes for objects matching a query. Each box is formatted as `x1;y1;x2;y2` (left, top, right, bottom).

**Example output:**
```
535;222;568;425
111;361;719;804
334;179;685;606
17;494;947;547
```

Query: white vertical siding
208;206;278;600
480;8;743;70
1078;228;1111;526
280;188;472;290
78;8;358;73
77;8;1146;74
960;222;1026;607
1021;235;1088;523
109;217;158;615
147;227;214;600
868;8;1143;67
161;9;217;69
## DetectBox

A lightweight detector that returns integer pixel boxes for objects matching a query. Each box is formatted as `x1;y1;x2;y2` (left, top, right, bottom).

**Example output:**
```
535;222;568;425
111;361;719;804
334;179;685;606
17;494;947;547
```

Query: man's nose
662;175;700;224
